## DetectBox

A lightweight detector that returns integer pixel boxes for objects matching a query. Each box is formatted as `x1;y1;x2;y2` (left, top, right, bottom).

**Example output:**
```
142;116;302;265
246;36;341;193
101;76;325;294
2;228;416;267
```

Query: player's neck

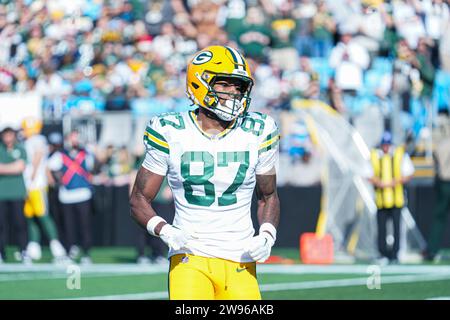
196;108;232;135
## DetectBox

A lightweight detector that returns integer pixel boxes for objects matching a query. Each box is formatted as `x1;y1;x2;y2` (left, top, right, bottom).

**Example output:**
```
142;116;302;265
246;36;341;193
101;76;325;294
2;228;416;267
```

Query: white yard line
260;273;450;291
68;291;169;300
0;263;168;274
65;273;450;300
258;264;450;275
0;272;155;282
2;263;450;275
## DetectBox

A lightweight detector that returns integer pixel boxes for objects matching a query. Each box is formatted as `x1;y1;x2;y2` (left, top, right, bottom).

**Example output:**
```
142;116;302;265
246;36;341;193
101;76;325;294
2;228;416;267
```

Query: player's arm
246;170;279;263
130;166;192;250
245;170;280;263
0;160;26;175
256;171;280;230
246;114;281;262
0;144;26;175
129;166;166;235
30;149;44;182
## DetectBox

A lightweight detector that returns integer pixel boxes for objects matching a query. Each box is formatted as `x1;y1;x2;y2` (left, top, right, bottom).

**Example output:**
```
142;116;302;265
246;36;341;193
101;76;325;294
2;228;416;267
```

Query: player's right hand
246;232;275;263
159;224;193;250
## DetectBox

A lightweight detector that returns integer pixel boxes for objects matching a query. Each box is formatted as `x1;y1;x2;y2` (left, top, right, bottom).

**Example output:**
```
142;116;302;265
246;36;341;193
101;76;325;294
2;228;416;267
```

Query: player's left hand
246;223;277;263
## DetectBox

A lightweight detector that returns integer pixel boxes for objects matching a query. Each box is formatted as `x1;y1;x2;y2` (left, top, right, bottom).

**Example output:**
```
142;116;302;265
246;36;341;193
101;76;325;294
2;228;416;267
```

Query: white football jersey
142;109;280;262
24;134;49;189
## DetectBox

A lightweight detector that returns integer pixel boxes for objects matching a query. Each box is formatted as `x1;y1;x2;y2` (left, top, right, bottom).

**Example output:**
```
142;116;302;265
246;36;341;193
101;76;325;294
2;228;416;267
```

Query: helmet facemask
186;46;255;122
201;73;253;122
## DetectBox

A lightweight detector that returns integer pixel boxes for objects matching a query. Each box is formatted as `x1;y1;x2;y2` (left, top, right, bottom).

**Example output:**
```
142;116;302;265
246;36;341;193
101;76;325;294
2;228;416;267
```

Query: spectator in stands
190;0;222;40
391;0;426;50
0;127;30;264
284;56;320;100
352;1;386;57
235;6;272;63
395;37;436;156
108;146;132;187
329;31;370;119
292;0;316;57
311;1;336;58
149;22;178;60
391;38;416;110
327;77;346;114
286;121;313;164
421;0;449;68
439;13;450;72
64;79;103;115
47;129;94;264
270;0;300;71
104;84;131;111
369;132;415;264
250;61;286;113
379;3;400;58
414;37;436;104
424;111;450;261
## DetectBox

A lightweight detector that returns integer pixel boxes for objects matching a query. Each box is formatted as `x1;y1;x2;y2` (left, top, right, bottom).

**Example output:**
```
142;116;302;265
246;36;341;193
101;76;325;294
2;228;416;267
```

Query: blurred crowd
1;0;450;177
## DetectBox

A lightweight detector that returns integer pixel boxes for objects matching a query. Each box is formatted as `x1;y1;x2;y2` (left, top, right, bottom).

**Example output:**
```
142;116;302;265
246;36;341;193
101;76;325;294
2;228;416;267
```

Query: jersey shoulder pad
239;111;270;138
243;111;268;121
156;111;187;132
143;115;171;155
256;114;280;155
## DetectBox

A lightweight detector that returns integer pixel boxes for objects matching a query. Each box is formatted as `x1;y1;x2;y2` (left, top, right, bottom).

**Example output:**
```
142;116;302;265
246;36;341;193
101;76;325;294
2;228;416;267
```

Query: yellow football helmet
21;116;43;138
186;45;254;121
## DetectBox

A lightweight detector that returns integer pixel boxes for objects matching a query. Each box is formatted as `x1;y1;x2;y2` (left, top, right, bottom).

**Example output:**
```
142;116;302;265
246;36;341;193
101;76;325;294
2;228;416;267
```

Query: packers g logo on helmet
186;46;254;122
192;51;213;65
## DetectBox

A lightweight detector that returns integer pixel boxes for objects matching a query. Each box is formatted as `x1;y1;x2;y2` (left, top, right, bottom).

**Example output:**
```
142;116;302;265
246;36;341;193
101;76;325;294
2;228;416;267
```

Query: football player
130;45;280;300
21;117;68;264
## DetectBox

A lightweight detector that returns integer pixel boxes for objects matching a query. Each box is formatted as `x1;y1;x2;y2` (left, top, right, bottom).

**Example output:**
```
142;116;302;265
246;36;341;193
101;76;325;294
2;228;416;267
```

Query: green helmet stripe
225;46;246;71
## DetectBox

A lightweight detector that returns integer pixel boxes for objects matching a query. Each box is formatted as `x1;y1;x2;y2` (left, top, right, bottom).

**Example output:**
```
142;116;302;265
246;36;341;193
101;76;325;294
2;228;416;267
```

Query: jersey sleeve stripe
144;132;170;154
144;128;169;148
258;134;280;154
146;126;168;143
259;128;280;145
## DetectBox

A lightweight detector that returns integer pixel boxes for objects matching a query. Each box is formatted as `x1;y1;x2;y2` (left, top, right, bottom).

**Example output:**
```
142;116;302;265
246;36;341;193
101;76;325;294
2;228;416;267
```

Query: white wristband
146;216;167;236
260;223;277;242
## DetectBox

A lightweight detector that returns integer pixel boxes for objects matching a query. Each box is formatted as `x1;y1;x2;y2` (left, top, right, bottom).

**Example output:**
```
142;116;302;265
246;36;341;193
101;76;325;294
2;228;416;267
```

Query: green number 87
180;151;249;207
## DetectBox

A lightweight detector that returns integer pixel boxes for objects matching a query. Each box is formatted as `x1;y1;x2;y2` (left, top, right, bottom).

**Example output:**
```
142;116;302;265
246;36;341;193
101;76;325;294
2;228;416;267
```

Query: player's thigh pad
215;259;261;300
24;189;47;218
169;254;215;300
169;254;261;300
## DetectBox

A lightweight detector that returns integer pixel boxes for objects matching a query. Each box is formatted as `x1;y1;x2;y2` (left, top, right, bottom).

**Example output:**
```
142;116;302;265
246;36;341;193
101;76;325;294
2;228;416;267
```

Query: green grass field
1;247;450;300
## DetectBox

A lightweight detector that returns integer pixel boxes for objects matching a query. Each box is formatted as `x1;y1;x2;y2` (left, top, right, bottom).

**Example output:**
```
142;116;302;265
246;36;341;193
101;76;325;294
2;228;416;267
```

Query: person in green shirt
0;127;29;264
311;1;336;58
270;7;299;71
235;6;272;63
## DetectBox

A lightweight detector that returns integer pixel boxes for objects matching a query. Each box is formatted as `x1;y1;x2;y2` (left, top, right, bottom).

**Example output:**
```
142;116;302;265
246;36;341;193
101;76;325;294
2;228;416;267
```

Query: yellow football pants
24;189;47;218
169;254;261;300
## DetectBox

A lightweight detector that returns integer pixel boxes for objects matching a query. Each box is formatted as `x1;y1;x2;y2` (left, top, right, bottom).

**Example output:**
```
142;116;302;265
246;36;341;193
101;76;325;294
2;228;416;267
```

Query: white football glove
246;223;277;263
146;216;196;251
159;224;193;250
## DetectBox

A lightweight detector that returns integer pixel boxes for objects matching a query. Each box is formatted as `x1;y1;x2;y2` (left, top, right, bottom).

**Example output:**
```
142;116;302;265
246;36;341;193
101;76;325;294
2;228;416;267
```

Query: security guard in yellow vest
369;132;415;263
